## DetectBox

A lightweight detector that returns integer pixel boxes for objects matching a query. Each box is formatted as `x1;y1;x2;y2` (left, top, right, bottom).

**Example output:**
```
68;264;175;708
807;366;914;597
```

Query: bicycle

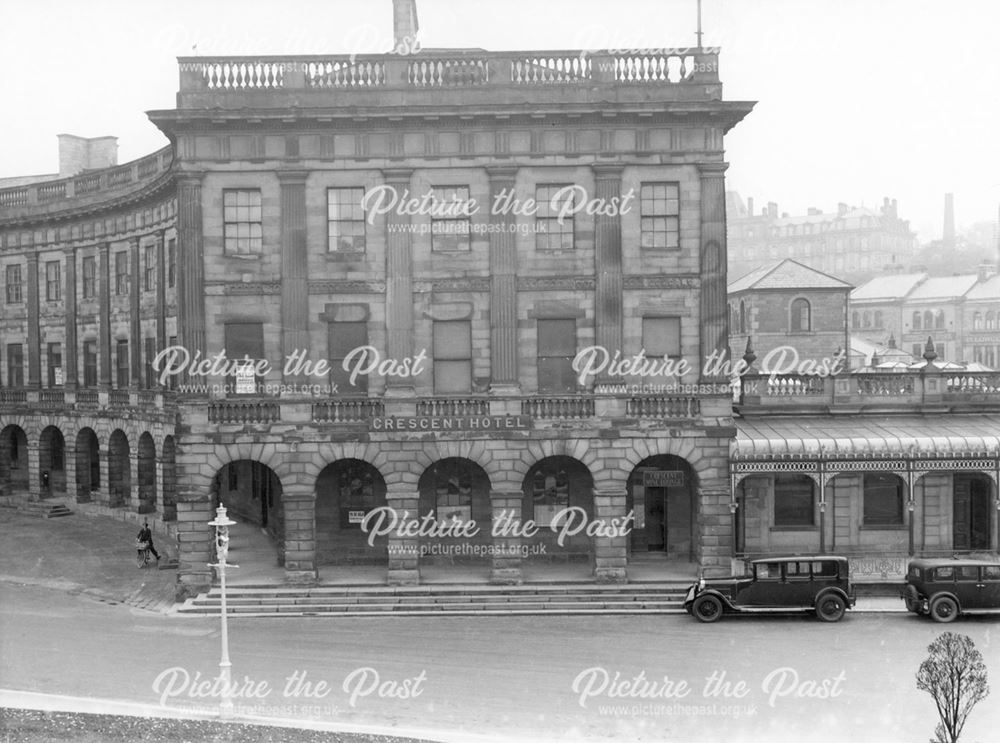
135;540;153;568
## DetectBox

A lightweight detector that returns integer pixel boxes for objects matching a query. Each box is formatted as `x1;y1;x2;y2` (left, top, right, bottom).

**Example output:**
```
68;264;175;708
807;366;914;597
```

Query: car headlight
698;578;705;590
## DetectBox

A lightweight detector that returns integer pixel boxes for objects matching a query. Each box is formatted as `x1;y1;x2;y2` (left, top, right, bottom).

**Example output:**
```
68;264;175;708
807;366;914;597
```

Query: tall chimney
746;197;754;217
393;0;419;50
943;192;955;247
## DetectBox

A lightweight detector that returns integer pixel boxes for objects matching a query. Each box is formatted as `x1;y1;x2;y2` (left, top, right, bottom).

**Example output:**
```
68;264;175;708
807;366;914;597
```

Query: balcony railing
177;47;720;96
737;370;1000;413
0;387;174;416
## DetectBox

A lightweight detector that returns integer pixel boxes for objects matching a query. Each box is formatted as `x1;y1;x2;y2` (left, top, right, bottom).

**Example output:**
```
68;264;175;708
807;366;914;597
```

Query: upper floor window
430;187;472;252
535;185;576;251
114;252;128;295
327;187;366;252
6;343;24;387
223;189;263;255
986;311;997;330
642;317;681;360
923;310;934;329
45;261;61;302
5;264;23;304
82;256;96;299
46;342;62;387
874;310;883;328
433;320;472;393
537;318;577;393
934;310;945;330
167;238;176;288
144;244;156;291
912;311;922;331
115;339;130;388
224;322;264;395
83;341;98;388
851;311;860;329
640;182;680;250
739;301;747;335
328;321;369;394
790;298;811;332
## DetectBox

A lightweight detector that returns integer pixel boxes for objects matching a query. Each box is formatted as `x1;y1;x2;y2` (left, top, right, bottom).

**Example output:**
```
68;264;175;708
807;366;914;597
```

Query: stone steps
17;501;73;518
176;583;691;617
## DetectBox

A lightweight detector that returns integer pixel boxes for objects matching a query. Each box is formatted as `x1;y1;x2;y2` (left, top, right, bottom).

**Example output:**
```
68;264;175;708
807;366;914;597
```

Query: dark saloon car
902;558;1000;622
684;556;856;623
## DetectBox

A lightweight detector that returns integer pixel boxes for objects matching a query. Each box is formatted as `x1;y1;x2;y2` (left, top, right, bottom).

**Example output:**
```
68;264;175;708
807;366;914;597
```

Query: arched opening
209;460;284;574
107;430;130;507
912;311;922;330
790;298;811;332
521;456;594;569
38;426;67;497
418;458;492;571
315;459;388;566
934;310;945;330
923;310;934;329
137;432;156;514
0;425;29;494
953;474;992;551
74;428;100;502
162;436;176;520
627;455;697;560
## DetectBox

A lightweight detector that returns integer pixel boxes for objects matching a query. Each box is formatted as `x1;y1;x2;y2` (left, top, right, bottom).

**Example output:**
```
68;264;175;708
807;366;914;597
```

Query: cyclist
136;521;160;562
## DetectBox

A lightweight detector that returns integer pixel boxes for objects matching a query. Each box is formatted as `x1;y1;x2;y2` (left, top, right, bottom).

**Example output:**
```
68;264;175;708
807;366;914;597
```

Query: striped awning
733;414;1000;459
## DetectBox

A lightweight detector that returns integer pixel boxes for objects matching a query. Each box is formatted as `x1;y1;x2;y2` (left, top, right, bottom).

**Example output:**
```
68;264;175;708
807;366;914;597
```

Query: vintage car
683;555;856;623
902;558;1000;622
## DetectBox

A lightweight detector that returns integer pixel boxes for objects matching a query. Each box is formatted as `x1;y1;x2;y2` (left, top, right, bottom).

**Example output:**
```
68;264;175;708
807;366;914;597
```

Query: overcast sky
1;0;998;240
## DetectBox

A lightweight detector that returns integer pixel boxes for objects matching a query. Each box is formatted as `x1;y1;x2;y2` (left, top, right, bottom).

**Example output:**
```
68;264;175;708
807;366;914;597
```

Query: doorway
953;474;991;551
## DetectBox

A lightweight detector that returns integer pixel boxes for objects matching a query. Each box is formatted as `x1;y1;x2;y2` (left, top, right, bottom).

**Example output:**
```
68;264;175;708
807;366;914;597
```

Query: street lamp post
208;505;238;719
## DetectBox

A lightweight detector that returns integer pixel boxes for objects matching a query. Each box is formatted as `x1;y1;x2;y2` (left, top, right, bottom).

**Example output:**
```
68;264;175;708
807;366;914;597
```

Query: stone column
698;163;730;383
176;174;206;383
383;169;414;393
175;487;214;601
129;450;140;511
98;243;112;387
278;172;310;387
593;486;628;582
94;445;110;506
63;444;77;503
697;485;734;576
26;254;41;388
283;484;318;585
63;246;78;389
385;484;420;585
489;490;524;584
593;165;624;387
487;166;520;391
155;230;167;374
129;238;142;387
26;438;41;500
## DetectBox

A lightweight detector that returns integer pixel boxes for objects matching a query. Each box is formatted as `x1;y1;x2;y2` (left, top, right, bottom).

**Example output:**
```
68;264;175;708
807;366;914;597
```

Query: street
1;582;997;743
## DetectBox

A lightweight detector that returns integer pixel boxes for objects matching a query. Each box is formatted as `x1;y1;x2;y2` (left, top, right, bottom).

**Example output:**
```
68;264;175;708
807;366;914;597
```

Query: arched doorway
953;474;993;551
137;433;156;513
627;455;697;559
162;436;176;520
75;428;100;502
38;426;66;497
212;460;283;543
0;425;29;494
108;430;130;507
315;459;388;565
521;456;594;567
418;458;492;569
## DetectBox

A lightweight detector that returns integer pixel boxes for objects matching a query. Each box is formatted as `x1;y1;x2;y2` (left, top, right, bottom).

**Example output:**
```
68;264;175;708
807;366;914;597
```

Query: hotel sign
371;415;531;432
643;470;686;487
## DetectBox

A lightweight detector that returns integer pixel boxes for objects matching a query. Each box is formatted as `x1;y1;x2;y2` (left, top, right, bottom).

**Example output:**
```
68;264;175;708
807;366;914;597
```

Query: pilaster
489;491;524;584
176;174;206;382
487;166;520;390
98;243;112;387
25;254;40;388
383;169;414;391
175;489;214;601
593;486;628;583
698;162;730;383
63;246;78;389
385;485;420;584
283;485;318;585
278;171;310;387
593;164;624;387
129;238;142;387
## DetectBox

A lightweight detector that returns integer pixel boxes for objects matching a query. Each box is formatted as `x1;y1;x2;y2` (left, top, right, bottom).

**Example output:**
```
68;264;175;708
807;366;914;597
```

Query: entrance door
646;487;665;551
954;475;991;551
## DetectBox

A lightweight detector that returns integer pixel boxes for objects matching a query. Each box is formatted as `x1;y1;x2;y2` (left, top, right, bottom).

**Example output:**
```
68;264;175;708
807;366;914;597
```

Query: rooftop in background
728;259;853;293
849;273;927;301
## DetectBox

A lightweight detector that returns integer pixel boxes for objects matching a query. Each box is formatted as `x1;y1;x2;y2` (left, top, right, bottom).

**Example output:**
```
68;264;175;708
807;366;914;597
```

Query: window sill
859;524;907;530
769;526;819;532
223;253;262;261
326;251;367;262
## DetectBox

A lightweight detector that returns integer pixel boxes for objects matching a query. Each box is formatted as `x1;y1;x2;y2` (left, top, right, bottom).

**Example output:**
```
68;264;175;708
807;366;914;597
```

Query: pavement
0;504;910;615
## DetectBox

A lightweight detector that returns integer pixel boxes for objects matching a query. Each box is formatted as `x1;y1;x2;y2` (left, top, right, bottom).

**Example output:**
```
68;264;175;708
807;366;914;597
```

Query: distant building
726;192;918;285
727;259;852;372
851;267;1000;366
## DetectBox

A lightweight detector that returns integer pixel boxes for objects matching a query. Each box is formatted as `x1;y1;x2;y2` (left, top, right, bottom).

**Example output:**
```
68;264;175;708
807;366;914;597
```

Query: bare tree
916;632;990;743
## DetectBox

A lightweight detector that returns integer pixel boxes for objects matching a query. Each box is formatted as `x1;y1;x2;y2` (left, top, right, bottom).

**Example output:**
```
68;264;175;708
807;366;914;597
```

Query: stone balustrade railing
0;146;173;216
0;387;173;416
737;370;1000;412
177;47;720;93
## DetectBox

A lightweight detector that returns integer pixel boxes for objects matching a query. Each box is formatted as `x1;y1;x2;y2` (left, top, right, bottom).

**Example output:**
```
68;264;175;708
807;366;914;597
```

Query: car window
933;566;954;581
756;562;783;580
956;566;979;581
813;561;839;578
983;566;1000;581
787;562;811;579
907;565;922;581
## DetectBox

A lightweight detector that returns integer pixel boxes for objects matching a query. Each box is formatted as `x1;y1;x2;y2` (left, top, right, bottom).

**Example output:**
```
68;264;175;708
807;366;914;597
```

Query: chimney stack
943;192;955;246
746;197;754;217
837;202;848;217
767;201;778;219
57;134;118;177
392;0;419;51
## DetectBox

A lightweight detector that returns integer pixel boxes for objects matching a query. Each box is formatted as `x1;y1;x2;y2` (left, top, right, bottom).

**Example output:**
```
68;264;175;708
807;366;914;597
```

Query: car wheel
815;593;846;622
903;585;920;613
692;594;724;623
929;595;959;623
